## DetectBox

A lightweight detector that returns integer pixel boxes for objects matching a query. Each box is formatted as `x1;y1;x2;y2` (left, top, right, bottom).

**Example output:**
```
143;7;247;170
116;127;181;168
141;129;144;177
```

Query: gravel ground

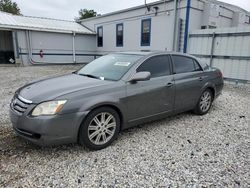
0;65;249;187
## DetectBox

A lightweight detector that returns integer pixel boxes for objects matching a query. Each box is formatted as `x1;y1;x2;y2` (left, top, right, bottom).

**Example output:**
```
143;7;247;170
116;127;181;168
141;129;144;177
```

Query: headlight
31;100;67;116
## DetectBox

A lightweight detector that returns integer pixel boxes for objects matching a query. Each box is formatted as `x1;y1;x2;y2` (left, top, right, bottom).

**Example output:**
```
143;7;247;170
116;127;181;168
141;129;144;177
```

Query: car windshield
77;54;143;81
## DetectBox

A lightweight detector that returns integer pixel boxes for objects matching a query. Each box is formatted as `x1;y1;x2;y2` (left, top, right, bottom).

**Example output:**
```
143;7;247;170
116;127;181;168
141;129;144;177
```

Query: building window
201;25;216;30
201;26;207;29
97;26;103;47
116;23;123;47
247;16;250;24
208;25;217;29
141;18;151;46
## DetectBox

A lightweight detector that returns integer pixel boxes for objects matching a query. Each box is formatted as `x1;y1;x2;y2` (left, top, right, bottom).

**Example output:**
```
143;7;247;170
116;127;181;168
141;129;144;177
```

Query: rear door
171;55;205;111
126;55;175;122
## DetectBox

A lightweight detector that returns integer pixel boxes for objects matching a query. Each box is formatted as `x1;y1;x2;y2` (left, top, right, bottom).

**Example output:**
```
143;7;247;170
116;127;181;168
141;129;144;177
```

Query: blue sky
14;0;250;20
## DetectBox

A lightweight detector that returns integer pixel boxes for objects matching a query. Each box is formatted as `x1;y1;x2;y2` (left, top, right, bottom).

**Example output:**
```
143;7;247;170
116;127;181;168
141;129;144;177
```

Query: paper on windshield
114;62;131;66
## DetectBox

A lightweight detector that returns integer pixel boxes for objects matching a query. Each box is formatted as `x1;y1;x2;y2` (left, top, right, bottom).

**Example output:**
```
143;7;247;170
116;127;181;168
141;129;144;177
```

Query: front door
126;55;175;122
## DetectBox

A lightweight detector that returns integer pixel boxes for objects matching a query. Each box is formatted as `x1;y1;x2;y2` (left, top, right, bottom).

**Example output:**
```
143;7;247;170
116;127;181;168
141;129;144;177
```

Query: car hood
18;74;112;103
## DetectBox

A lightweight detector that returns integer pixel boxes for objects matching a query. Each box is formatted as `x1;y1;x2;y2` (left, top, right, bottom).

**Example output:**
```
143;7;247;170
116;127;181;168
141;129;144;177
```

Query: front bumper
9;107;88;146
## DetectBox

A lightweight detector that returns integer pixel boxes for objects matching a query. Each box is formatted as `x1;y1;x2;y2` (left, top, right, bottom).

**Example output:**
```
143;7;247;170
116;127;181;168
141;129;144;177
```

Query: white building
0;0;249;69
81;0;250;54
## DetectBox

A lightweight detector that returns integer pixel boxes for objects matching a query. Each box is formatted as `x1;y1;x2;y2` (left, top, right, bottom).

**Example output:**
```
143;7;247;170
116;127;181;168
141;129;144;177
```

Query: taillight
217;70;223;78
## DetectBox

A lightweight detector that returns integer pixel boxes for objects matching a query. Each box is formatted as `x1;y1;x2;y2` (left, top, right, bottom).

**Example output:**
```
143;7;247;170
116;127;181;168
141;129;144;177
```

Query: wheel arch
195;83;216;107
89;104;124;129
205;86;215;100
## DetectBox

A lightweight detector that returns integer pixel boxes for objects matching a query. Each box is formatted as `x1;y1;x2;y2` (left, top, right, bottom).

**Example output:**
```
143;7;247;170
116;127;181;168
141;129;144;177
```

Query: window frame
193;59;203;71
136;55;173;78
97;26;103;47
116;23;124;47
141;18;151;46
170;55;204;74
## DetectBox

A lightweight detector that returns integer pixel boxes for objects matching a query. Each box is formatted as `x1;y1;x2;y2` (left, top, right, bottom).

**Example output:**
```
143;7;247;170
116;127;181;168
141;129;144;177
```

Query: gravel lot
0;65;249;187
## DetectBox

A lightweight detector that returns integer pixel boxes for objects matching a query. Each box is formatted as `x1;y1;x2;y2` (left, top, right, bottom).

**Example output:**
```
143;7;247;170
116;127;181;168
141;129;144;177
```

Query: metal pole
183;0;191;53
12;31;19;59
72;32;76;63
172;0;178;51
210;32;216;67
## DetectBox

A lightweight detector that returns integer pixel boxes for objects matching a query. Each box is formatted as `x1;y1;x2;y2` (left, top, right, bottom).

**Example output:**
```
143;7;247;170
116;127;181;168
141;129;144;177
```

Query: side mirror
129;71;151;83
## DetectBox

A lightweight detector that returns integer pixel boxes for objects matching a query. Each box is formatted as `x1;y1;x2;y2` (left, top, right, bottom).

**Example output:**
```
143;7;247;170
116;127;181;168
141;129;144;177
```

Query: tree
77;9;97;20
0;0;21;15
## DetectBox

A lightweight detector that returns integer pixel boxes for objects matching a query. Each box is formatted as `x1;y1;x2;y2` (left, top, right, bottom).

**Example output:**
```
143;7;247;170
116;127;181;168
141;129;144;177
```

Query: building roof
0;11;95;34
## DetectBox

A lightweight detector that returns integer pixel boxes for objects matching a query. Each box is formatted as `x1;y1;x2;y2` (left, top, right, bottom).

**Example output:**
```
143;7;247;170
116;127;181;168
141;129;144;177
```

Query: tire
194;89;213;115
78;107;120;150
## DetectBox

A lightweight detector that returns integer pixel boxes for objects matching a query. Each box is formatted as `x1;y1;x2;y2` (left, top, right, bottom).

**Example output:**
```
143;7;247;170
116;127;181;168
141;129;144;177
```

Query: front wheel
78;107;120;150
194;89;213;115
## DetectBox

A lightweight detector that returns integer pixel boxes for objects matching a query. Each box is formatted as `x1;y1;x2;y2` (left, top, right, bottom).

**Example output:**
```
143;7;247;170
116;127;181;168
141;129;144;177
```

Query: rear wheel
194;89;213;115
78;107;120;150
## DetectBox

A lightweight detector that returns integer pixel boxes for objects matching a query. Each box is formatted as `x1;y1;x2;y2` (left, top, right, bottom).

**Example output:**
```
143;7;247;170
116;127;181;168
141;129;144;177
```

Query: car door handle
198;77;203;81
166;82;174;87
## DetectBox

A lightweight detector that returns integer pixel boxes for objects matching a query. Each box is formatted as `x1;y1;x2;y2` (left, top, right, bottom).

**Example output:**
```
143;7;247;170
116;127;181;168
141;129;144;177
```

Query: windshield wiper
78;73;100;80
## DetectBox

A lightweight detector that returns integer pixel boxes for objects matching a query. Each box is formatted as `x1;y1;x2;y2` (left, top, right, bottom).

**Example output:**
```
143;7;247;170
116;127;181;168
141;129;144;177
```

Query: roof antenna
145;0;150;12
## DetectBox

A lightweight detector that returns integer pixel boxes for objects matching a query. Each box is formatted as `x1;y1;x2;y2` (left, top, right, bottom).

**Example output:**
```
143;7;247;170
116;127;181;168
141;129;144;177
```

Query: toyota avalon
9;52;223;150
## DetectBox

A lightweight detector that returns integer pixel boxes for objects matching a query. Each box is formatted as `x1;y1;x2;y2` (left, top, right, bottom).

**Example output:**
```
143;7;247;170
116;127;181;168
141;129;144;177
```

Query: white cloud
13;0;250;21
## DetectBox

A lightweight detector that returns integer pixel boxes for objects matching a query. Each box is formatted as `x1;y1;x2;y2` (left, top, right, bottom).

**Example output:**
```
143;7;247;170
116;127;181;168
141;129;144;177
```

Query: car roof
115;51;156;56
115;51;198;59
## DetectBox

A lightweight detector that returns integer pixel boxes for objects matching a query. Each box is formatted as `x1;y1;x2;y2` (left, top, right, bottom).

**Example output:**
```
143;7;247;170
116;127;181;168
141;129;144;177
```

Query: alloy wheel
87;112;116;145
199;91;212;112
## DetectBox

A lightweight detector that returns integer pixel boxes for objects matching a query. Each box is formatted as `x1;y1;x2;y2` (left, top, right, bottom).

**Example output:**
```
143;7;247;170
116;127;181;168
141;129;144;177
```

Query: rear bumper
9;108;88;146
215;79;224;98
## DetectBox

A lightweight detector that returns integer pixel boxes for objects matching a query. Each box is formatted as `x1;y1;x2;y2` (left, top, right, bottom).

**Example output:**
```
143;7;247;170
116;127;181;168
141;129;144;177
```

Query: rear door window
172;55;200;74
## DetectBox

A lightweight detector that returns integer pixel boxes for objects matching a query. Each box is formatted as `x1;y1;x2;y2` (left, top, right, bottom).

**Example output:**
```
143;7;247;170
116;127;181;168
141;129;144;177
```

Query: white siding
17;30;96;65
82;0;188;53
188;27;250;81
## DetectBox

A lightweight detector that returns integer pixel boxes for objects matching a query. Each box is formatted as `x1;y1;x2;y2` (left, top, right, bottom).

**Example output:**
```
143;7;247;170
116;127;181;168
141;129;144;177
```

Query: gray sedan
9;52;223;150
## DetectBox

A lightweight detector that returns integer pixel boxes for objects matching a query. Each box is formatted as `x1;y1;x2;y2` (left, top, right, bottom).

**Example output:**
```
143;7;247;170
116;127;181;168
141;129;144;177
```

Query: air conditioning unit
202;3;220;29
232;12;247;26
